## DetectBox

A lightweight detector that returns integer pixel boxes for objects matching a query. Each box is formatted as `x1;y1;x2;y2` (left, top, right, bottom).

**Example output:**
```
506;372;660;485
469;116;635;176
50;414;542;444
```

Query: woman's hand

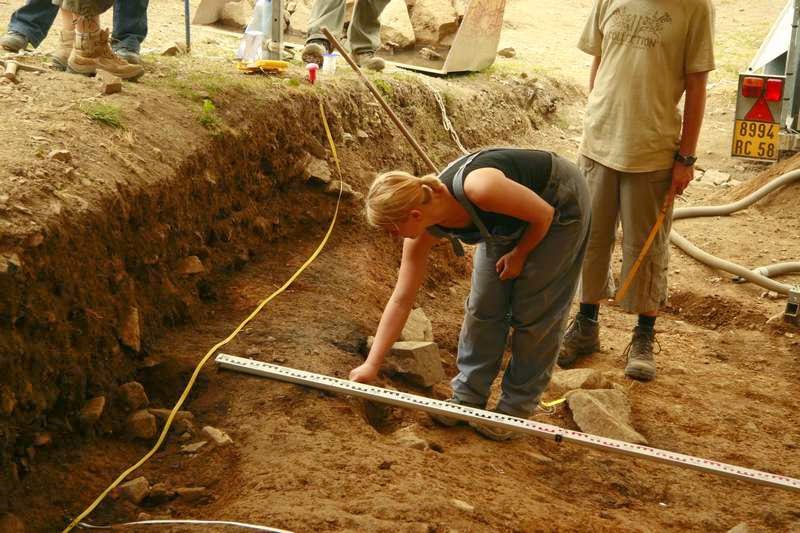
496;248;526;280
349;361;381;383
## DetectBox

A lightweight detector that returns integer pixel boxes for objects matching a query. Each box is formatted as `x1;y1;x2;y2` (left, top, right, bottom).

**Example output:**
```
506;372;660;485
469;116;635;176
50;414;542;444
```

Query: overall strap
451;150;493;242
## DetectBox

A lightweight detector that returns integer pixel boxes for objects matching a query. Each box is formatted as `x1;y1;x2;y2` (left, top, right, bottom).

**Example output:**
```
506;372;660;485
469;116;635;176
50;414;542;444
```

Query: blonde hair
365;171;444;227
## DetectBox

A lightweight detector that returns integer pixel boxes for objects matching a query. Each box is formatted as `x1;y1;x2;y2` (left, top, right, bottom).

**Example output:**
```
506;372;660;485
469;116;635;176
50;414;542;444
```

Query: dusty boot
623;326;660;381
470;410;527;442
68;29;144;80
355;50;385;71
557;314;600;367
51;28;75;71
113;47;141;65
0;31;28;52
429;397;485;427
301;39;329;67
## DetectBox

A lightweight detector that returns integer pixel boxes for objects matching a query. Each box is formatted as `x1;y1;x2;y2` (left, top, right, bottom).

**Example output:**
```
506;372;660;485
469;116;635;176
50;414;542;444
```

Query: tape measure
215;353;800;493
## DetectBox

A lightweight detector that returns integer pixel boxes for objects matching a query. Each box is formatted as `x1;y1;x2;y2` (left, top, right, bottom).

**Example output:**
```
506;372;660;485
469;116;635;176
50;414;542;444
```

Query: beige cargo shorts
51;0;114;17
578;155;674;314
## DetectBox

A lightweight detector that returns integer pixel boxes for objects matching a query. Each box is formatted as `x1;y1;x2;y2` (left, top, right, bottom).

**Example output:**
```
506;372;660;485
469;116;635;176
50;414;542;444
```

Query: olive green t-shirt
578;0;716;172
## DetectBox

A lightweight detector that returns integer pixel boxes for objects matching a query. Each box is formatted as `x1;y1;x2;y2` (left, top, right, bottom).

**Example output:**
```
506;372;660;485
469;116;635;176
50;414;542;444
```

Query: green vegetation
373;78;394;99
199;99;220;130
80;102;123;128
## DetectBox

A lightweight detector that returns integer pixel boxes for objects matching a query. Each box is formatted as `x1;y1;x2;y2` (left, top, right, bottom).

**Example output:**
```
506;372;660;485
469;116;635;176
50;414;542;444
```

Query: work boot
429;397;485;427
355;50;385;71
623;326;660;381
68;29;144;80
301;38;329;66
51;28;75;71
0;31;28;52
557;314;600;367
470;409;527;442
113;47;141;65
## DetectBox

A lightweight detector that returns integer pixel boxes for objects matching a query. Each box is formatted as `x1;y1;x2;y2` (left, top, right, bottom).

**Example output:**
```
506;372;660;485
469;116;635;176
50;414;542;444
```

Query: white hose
670;169;800;295
78;519;293;532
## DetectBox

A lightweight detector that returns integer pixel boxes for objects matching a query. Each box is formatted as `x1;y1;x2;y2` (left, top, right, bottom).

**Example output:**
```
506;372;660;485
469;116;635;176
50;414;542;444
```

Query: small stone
181;440;208;454
162;42;188;56
760;291;780;300
48;149;72;163
120;307;141;352
119;381;149;410
451;499;474;513
147;483;176;504
0;513;25;533
98;71;122;95
176;256;205;275
202;425;233;447
497;47;516;58
392;425;429;450
356;129;369;139
547;368;610;397
33;432;52;447
179;432;193;442
79;396;106;427
400;307;434;342
726;523;750;533
118;476;150;504
127;409;158;439
324;180;357;198
419;47;443;61
306;157;332;184
176;486;207;502
0;253;23;274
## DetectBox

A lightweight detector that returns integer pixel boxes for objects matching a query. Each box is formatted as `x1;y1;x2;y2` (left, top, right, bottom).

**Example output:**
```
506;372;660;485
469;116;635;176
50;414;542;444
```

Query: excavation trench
0;70;564;527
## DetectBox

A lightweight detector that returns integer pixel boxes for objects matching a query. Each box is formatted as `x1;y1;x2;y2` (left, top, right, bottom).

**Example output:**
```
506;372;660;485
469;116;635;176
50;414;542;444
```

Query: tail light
765;78;783;101
742;76;764;98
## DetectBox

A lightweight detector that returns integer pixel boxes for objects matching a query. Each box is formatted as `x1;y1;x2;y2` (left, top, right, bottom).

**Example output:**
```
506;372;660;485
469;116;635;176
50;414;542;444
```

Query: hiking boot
301;39;329;66
623;326;660;381
470;409;528;442
68;29;144;80
557;314;600;367
51;28;75;71
355;50;385;71
113;47;141;65
429;397;485;427
0;31;28;52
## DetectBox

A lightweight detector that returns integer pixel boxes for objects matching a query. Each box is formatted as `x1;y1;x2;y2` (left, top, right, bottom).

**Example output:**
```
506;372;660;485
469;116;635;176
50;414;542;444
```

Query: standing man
301;0;389;71
558;0;715;381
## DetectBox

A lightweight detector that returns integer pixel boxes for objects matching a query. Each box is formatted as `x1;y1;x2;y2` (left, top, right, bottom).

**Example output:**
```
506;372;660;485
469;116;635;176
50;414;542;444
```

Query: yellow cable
64;102;344;532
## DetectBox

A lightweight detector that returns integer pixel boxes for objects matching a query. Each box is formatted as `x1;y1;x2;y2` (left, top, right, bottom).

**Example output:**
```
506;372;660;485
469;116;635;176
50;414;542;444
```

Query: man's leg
302;0;345;65
112;0;148;63
558;156;620;367
618;169;673;381
2;0;59;50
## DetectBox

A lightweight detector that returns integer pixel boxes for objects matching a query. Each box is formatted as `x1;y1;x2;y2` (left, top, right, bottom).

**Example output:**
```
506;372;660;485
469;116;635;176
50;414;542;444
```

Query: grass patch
373;78;394;99
80;102;123;128
199;99;221;130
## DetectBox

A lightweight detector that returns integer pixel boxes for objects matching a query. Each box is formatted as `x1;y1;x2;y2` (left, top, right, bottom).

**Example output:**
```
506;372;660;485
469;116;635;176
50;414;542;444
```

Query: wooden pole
320;27;440;175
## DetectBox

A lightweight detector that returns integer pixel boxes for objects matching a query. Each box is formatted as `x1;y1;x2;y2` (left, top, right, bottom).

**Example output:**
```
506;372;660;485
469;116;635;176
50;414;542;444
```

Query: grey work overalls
431;150;592;417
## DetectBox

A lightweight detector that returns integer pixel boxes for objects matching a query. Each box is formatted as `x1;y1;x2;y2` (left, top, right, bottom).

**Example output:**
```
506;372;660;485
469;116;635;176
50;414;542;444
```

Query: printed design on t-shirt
607;7;671;49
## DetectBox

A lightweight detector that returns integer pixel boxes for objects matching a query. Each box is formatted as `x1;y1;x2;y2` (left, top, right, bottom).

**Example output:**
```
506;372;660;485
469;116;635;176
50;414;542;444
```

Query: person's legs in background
0;0;59;51
111;0;148;64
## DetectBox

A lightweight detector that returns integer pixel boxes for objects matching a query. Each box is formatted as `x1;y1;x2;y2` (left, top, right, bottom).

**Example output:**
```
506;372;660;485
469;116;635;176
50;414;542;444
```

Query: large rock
566;389;647;444
409;0;458;45
79;396;106;427
128;410;158;439
288;0;313;34
380;0;415;49
547;368;610;398
118;476;150;504
220;0;254;29
119;381;149;411
306;157;332;184
400;308;433;342
192;0;231;24
385;341;445;387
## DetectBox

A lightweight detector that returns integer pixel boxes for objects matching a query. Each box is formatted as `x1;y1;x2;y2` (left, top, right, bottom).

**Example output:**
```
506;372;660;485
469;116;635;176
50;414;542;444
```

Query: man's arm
589;55;601;92
672;71;709;195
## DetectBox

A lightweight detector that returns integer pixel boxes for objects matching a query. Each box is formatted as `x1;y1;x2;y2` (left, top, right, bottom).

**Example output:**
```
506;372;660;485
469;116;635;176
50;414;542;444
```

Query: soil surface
1;0;799;532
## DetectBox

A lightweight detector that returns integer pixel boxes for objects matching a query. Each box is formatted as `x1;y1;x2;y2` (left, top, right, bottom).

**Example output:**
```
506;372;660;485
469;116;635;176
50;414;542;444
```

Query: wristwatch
674;152;697;166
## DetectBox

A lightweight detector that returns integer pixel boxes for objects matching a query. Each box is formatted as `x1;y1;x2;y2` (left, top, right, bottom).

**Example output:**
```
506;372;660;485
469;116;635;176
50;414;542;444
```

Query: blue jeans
8;0;148;51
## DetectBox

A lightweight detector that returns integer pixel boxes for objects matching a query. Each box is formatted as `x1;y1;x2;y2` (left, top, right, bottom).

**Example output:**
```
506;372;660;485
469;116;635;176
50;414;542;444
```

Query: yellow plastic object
236;59;290;74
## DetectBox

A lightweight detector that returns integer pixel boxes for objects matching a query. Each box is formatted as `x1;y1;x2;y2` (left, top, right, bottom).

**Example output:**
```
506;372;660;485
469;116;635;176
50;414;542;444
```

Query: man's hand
671;161;694;196
495;248;526;280
349;361;380;383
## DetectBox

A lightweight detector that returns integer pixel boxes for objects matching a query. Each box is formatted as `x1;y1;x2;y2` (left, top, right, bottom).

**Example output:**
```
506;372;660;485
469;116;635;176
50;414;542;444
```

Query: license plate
731;120;779;160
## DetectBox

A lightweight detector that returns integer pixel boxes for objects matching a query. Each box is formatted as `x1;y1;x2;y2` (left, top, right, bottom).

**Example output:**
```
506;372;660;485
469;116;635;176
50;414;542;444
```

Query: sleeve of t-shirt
578;0;604;56
685;0;716;73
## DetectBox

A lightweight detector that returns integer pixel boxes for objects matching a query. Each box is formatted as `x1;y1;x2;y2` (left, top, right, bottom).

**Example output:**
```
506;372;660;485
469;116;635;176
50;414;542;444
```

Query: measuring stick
614;191;675;305
320;27;439;175
216;353;800;493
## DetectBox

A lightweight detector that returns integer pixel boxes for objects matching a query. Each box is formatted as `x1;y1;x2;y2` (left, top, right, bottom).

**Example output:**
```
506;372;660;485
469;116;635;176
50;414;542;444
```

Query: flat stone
202;425;233;447
497;47;516;58
128;409;158;439
79;396;106;427
176;486;207;502
306;156;332;184
392;425;428;450
380;0;415;49
0;513;25;533
48;149;72;163
120;307;141;352
547;368;610;398
385;341;445;387
176;256;205;275
181;441;208;454
119;381;149;410
400;307;433;342
566;389;647;445
451;498;474;513
119;476;150;504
